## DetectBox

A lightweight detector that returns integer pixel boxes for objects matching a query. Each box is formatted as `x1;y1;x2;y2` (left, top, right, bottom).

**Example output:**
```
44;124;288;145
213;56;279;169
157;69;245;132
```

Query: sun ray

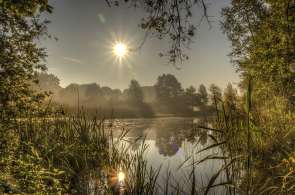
112;42;128;62
113;42;127;57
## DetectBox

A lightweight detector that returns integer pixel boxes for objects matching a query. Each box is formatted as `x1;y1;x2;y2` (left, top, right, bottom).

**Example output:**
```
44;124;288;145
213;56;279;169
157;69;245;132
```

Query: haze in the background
43;0;239;89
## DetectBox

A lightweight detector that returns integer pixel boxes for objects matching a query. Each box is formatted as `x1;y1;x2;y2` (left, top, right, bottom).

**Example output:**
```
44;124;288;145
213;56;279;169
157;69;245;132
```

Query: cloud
63;57;84;65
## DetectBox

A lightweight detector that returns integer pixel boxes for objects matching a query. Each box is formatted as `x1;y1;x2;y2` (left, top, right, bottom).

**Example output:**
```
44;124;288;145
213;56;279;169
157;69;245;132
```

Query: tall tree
84;83;102;107
185;86;199;112
33;72;61;95
222;0;295;103
127;80;144;105
127;79;153;117
155;74;183;102
198;84;208;105
154;74;183;113
0;0;53;116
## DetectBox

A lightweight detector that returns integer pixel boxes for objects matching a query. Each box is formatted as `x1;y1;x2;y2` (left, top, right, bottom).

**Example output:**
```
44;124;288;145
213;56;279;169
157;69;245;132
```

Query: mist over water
34;73;216;118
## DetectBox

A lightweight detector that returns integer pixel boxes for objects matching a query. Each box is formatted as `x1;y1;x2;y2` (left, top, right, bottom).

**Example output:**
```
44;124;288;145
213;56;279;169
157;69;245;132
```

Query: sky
43;0;240;90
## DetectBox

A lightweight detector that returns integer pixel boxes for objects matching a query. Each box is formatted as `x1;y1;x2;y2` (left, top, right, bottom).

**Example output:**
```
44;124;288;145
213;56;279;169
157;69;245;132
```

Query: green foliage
0;0;52;117
1;114;186;194
1;1;294;194
221;2;295;192
222;0;295;100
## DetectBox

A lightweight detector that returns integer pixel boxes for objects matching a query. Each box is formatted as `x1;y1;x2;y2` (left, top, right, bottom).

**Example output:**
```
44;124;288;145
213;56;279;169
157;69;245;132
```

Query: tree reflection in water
114;117;211;157
99;117;223;194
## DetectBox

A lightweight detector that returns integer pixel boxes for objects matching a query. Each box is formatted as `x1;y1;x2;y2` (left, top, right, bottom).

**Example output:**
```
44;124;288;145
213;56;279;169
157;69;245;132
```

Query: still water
111;117;226;195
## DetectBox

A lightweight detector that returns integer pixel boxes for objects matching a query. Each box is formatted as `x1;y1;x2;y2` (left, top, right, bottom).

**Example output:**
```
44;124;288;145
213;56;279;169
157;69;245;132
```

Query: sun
117;171;125;182
113;42;128;58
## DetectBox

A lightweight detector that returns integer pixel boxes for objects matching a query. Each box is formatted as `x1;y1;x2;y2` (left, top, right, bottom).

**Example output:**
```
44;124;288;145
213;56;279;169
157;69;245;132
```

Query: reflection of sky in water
113;118;226;194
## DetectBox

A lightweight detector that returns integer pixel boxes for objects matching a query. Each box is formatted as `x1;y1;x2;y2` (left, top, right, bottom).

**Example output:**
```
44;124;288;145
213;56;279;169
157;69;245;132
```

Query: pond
111;117;227;195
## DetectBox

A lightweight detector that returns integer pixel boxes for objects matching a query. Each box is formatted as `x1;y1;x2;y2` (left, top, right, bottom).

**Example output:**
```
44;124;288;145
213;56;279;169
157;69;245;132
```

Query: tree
185;86;200;112
127;80;144;105
84;83;102;107
33;72;61;95
100;86;113;100
106;0;209;64
222;0;295;103
154;74;183;113
198;84;208;105
155;74;183;102
126;79;153;117
58;84;79;106
108;89;122;103
0;0;53;116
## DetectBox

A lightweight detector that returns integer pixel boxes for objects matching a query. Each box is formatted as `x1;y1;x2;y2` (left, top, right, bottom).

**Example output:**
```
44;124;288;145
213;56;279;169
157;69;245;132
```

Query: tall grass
193;79;295;195
0;111;226;194
0;111;177;194
1;79;294;194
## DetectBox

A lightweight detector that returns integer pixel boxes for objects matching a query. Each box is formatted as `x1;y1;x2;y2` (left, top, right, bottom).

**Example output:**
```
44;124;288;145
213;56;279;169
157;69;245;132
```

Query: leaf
197;125;223;133
204;157;238;195
196;141;227;154
185;154;230;169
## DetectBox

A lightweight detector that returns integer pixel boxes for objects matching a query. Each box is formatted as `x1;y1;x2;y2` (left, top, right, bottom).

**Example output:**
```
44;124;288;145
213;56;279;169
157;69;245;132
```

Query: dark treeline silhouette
33;73;231;118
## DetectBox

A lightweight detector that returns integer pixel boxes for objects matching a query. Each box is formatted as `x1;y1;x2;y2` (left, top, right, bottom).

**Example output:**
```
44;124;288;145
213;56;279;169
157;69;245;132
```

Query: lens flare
113;42;128;58
118;171;125;182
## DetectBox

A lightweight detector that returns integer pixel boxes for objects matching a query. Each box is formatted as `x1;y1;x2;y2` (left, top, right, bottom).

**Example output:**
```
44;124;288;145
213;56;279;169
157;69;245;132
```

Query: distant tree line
33;72;239;118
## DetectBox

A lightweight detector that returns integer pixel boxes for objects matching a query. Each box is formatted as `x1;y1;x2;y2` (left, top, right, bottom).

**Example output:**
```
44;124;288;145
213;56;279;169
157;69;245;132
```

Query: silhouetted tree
58;84;80;106
33;72;61;95
101;86;113;100
107;89;122;108
106;0;209;64
154;74;183;113
85;83;103;107
127;80;144;105
197;84;209;115
198;84;208;104
185;86;200;113
110;89;122;101
126;80;153;117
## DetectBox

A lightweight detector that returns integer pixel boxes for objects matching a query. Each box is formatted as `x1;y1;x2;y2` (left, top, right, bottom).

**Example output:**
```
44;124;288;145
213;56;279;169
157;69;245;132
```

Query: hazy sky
43;0;240;90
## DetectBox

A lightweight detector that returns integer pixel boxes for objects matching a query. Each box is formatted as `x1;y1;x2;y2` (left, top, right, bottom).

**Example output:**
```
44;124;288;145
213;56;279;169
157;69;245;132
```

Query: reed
1;79;294;194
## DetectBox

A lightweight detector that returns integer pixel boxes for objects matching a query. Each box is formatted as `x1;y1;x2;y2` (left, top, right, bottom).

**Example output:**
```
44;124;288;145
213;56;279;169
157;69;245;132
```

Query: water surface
112;117;226;194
